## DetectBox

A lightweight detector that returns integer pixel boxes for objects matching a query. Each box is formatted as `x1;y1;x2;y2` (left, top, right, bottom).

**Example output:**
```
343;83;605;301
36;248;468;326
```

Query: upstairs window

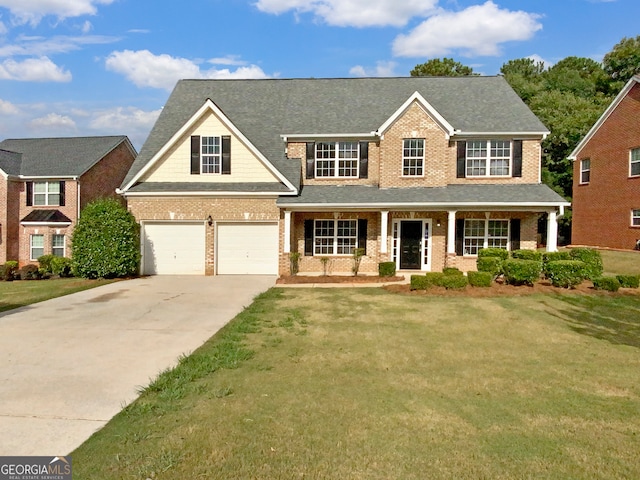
580;158;591;184
32;181;62;206
630;148;640;177
402;139;424;176
201;136;221;174
466;140;511;177
315;142;359;178
190;135;231;175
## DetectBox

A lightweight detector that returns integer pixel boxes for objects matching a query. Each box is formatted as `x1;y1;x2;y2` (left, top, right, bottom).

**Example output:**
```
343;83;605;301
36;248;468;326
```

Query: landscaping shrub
542;251;571;277
71;198;140;279
468;271;492;287
1;261;18;281
477;256;503;279
502;259;542;286
410;272;446;290
410;275;429;290
440;274;468;290
510;249;542;261
425;272;445;287
478;247;509;260
546;260;586;288
442;267;463;276
20;264;42;280
378;262;396;278
569;248;603;280
592;276;621;292
51;257;73;277
289;252;300;276
38;254;56;274
616;275;640;288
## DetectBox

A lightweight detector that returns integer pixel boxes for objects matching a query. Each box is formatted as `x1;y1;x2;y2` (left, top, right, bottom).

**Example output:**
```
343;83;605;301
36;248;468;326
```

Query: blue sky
0;0;637;149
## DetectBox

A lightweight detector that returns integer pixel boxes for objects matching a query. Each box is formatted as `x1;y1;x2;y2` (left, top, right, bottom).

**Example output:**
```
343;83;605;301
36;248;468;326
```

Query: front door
400;221;422;269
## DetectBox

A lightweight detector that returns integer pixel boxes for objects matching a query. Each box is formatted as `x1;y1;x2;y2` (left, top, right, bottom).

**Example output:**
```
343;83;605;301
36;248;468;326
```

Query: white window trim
629;148;640;178
30;234;44;260
402;138;425;177
33;181;60;206
466;140;512;178
314;141;360;179
201;136;221;175
462;219;510;256
580;158;591;184
632;209;640;227
52;234;66;257
313;219;358;256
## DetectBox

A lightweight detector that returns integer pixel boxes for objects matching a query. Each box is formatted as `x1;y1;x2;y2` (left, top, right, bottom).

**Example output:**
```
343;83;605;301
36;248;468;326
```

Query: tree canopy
410;58;477;77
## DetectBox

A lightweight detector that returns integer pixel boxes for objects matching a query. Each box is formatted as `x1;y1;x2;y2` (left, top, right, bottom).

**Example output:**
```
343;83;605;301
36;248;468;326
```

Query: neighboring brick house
0;136;137;265
569;75;640;250
120;77;569;276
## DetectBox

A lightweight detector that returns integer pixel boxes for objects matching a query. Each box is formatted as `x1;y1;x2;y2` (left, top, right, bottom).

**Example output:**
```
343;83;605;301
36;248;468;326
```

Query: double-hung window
463;219;509;255
33;181;61;206
403;139;425;176
466;140;511;177
314;219;357;255
630;148;640;177
315;142;359;178
201;136;221;174
30;234;44;260
580;158;591;184
52;234;65;257
632;209;640;227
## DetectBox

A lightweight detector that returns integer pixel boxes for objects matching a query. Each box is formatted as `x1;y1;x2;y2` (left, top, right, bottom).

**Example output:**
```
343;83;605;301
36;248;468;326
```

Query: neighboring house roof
568;75;640;160
21;209;72;224
122;76;549;190
277;184;570;209
0;149;22;177
0;136;136;177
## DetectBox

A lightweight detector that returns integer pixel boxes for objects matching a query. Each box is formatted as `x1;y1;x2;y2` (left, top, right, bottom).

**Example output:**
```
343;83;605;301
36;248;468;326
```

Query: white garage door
217;223;279;275
143;222;205;275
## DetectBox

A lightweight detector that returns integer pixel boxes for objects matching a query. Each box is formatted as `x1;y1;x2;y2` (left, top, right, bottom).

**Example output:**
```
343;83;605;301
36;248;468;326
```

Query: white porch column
380;210;389;254
546;210;558;252
447;210;457;254
283;210;291;254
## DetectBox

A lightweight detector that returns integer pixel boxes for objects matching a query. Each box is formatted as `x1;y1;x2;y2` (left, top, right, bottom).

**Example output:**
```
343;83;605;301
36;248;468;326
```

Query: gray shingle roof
123;76;548;189
0;136;133;177
277;184;569;208
0;149;22;176
127;182;295;194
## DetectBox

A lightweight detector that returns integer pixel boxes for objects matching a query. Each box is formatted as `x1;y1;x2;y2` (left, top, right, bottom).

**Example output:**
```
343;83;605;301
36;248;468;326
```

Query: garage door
217;223;278;274
143;222;205;275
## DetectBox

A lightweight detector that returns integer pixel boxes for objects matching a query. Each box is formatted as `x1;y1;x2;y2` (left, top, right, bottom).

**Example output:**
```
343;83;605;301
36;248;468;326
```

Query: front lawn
72;288;640;479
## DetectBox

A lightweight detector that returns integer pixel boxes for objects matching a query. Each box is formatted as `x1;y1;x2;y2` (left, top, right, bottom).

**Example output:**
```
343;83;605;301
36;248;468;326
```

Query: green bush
542;251;571;277
502;259;542;286
37;254;57;274
20;264;42;280
468;271;492;287
592;276;621;292
378;262;396;277
511;249;542;261
425;272;445;287
1;261;18;281
616;275;640;288
478;248;509;260
71;198;140;279
440;274;468;290
569;248;603;280
477;256;503;279
546;260;586;288
51;257;73;277
442;267;463;276
410;275;429;291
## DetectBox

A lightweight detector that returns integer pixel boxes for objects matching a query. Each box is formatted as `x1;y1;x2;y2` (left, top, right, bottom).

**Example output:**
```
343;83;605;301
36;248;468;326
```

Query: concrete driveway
0;275;275;456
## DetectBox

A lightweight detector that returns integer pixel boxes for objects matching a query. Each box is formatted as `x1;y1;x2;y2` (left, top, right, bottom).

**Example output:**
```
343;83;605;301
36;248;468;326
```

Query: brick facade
572;82;640;250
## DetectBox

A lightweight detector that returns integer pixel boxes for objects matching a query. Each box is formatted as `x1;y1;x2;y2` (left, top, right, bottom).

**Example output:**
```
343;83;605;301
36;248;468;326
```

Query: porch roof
276;184;570;210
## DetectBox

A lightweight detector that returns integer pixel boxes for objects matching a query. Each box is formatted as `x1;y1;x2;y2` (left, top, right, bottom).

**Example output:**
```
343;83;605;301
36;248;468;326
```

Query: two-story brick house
569;75;640;250
0;136;137;265
120;77;569;276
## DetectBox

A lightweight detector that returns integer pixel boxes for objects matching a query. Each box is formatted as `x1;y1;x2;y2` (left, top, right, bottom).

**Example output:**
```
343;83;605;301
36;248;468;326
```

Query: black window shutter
512;140;522;177
190;136;200;175
455;219;465;256
358;219;367;253
510;219;521;251
456;141;466;178
359;142;369;179
306;143;315;179
59;181;65;206
304;220;314;256
26;182;33;206
222;135;231;175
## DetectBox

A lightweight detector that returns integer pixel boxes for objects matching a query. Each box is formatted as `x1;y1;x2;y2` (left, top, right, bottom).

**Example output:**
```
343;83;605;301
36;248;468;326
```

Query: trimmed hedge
1;261;18;281
478;248;509;260
546;260;586;288
592;276;621;292
477;256;503;278
569;248;603;280
20;264;42;280
442;267;463;276
378;262;396;278
425;272;445;287
511;249;542;261
440;274;468;290
410;272;447;290
502;259;542;286
542;251;571;277
616;275;640;288
468;271;492;287
410;275;430;291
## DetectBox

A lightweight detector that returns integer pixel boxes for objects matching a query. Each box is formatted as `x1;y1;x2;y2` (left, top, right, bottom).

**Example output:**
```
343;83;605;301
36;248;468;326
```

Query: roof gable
377;92;454;137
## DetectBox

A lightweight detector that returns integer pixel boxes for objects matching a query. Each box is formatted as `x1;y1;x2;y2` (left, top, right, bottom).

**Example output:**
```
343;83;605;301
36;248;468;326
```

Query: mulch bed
276;275;405;284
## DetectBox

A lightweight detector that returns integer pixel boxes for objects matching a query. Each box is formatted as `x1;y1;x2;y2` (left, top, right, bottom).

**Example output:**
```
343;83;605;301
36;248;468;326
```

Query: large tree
603;36;640;84
410;58;477;77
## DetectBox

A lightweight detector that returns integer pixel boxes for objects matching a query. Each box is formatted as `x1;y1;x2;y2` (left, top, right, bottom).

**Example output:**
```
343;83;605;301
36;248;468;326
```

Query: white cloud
208;55;247;66
0;0;115;26
393;1;542;57
29;112;76;131
105;50;270;91
255;0;438;27
0;98;18;114
0;20;7;34
80;20;92;33
0;34;119;57
89;106;162;148
349;61;397;77
0;56;71;81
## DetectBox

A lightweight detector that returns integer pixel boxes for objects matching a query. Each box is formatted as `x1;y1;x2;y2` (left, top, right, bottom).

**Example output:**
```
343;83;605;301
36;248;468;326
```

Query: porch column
380;210;389;254
546;210;558;252
447;210;457;254
283;210;291;254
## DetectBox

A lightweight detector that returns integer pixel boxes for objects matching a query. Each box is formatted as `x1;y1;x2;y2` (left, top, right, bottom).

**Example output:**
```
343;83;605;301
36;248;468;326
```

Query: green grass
72;288;640;479
599;249;640;276
0;277;116;312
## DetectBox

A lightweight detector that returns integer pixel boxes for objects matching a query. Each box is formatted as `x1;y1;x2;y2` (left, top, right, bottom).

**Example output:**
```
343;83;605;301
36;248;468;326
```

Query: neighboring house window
632;209;640;227
30;234;44;260
463;219;509;255
201;136;221;174
52;234;65;257
580;159;591;184
314;219;357;255
403;139;424;176
466;140;511;177
630;148;640;177
315;142;359;178
33;181;61;206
